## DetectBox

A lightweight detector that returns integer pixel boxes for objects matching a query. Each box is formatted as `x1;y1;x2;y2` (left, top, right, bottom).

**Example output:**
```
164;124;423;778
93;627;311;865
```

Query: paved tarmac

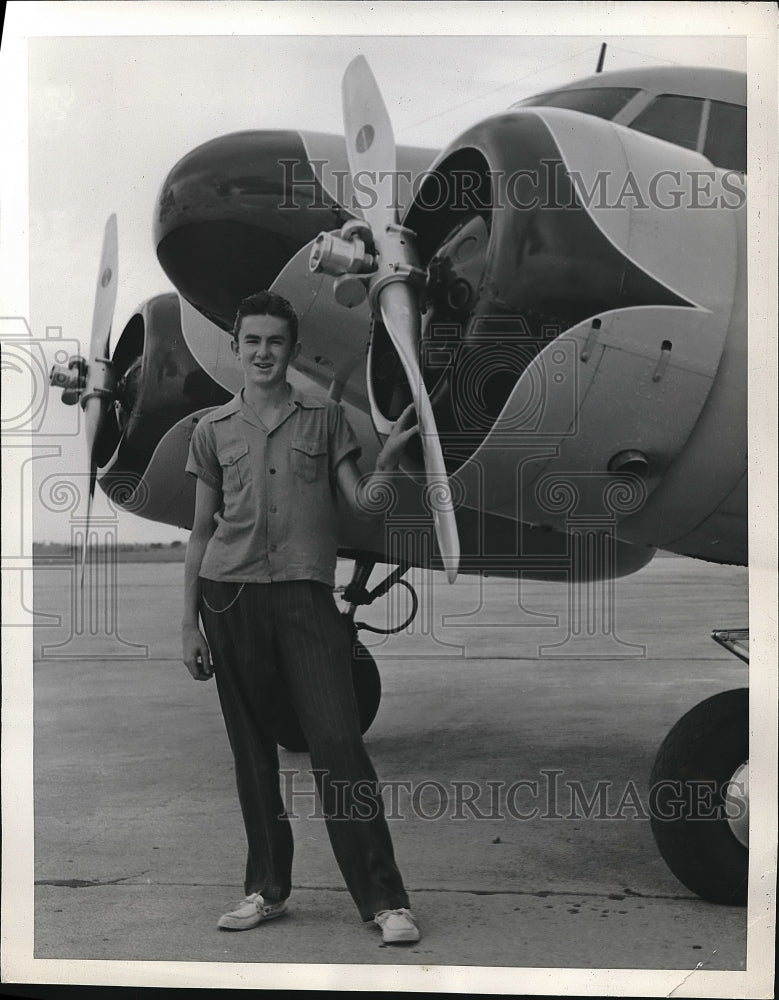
27;554;752;988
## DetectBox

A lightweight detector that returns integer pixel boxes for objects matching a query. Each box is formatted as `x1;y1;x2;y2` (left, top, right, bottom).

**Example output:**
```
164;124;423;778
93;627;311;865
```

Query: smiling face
231;313;300;391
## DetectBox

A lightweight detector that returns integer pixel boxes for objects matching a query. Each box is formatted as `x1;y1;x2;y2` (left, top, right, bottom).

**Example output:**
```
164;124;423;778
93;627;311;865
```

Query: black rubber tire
649;688;748;905
274;638;382;753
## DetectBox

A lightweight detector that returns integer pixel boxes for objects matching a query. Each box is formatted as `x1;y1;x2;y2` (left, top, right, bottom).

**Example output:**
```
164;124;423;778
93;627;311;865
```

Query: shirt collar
211;393;243;421
213;384;326;429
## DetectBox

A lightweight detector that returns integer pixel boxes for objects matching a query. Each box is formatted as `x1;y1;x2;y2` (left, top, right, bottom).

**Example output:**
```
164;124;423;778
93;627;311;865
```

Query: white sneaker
374;907;420;944
217;892;288;931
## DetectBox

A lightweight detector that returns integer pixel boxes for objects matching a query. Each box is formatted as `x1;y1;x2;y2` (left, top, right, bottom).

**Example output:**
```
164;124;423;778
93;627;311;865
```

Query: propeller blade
84;214;118;463
90;214;119;355
341;56;460;581
82;214;118;582
79;469;96;589
379;283;460;583
342;55;398;235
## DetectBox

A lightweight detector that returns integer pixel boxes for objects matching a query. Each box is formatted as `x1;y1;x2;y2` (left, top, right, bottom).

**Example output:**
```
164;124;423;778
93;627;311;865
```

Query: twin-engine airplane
49;57;749;907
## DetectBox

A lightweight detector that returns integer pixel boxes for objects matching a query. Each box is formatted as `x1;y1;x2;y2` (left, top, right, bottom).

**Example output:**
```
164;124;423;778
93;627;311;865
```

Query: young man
182;290;420;944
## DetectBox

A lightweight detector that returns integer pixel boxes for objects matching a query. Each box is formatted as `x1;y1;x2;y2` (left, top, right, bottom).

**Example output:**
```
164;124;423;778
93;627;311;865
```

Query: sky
0;2;770;544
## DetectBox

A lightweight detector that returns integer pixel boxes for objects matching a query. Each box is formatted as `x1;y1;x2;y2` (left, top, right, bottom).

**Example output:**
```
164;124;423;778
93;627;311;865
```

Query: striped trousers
198;577;410;921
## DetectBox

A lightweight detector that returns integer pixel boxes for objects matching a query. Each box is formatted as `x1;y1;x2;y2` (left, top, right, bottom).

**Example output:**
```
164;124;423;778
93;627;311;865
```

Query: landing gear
274;557;419;753
649;630;749;905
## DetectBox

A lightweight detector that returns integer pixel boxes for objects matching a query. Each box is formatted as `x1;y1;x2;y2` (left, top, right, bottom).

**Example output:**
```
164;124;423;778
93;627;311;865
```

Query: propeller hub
309;228;375;277
49;355;88;405
365;223;427;315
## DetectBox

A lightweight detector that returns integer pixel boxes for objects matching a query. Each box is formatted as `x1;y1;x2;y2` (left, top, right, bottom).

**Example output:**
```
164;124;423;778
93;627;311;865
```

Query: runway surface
29;554;750;984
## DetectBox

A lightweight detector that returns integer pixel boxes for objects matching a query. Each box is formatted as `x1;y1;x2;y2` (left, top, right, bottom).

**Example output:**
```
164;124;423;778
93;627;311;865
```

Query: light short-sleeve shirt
185;384;361;587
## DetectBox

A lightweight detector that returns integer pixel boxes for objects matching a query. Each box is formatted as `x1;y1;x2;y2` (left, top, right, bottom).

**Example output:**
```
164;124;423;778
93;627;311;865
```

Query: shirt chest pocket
291;436;328;484
218;443;251;492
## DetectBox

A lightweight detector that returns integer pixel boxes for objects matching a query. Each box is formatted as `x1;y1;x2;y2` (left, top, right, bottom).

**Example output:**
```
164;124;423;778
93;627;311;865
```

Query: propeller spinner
310;56;460;583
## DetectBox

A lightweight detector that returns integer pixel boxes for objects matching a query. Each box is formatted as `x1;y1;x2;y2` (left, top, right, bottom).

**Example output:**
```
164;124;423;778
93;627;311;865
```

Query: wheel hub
724;761;749;848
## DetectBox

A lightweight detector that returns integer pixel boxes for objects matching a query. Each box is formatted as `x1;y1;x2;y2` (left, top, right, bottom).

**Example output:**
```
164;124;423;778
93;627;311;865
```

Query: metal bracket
711;628;749;664
80;388;114;408
342;558;420;635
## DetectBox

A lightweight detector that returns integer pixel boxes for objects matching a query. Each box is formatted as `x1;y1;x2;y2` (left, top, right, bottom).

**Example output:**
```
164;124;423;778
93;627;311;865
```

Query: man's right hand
376;403;418;472
182;625;213;681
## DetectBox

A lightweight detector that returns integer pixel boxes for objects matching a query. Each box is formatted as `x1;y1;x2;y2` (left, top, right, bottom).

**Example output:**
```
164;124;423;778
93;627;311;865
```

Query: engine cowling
370;108;746;565
153;129;434;332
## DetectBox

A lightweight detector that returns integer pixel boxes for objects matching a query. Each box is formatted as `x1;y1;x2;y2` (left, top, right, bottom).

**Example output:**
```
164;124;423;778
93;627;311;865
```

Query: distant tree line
33;540;187;561
34;540;184;550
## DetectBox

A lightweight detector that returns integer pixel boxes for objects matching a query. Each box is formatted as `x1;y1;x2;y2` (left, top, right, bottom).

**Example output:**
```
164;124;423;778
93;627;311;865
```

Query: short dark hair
232;290;299;344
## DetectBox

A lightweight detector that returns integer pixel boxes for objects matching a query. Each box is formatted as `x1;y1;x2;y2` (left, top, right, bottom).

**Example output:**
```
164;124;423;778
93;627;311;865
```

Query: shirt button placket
267;446;277;574
269;504;277;562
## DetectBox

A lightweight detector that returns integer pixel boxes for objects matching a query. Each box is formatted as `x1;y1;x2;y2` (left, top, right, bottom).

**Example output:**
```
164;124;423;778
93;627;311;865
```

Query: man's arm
182;477;220;681
335;403;418;518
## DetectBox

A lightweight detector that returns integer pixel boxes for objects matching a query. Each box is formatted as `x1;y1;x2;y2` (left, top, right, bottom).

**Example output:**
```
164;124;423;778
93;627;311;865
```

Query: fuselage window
514;87;640;121
629;95;704;151
704;100;747;173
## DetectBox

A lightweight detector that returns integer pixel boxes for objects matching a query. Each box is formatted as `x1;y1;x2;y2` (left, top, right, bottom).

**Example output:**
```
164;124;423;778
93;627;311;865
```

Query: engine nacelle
369;108;746;565
96;293;230;527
